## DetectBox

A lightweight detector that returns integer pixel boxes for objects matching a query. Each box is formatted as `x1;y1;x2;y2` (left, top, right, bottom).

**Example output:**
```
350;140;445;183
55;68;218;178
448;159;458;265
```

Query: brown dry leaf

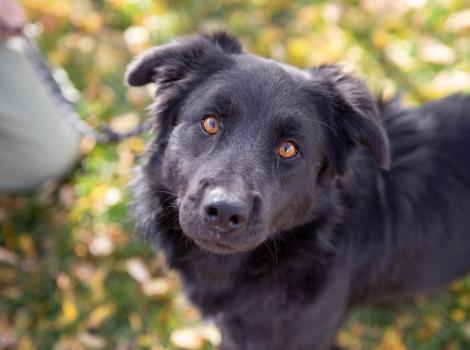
56;273;72;290
51;336;82;350
73;261;95;284
79;136;96;156
59;184;76;209
0;324;16;348
78;331;107;349
115;339;136;350
0;247;19;265
463;321;470;339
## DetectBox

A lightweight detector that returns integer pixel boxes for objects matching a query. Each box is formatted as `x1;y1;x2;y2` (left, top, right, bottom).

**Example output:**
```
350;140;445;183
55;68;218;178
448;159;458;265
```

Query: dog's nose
202;187;247;231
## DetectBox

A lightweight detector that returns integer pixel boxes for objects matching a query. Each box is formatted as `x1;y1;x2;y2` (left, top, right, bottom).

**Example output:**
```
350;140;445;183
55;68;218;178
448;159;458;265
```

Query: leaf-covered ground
1;1;470;349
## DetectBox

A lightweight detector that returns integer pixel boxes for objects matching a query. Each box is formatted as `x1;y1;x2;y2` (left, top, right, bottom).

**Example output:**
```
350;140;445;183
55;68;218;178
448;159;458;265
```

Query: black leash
22;35;151;144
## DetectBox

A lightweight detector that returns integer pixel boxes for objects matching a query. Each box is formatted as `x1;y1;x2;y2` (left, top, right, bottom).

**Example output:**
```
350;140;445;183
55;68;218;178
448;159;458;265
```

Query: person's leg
0;38;80;192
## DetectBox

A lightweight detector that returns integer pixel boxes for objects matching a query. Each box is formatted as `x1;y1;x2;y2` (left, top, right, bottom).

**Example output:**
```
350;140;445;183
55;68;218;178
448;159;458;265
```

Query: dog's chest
171;249;327;317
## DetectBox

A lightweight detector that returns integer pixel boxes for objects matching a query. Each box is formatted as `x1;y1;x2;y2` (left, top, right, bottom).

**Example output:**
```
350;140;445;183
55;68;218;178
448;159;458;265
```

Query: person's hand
0;0;27;40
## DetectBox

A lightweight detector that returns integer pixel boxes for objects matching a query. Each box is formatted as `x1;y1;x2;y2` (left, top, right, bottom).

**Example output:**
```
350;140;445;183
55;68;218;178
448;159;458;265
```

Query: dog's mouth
179;222;269;255
192;236;243;255
183;228;268;255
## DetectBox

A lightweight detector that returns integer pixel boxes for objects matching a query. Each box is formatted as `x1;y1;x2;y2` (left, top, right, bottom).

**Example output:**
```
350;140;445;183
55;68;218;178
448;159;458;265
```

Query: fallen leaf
0;247;19;265
86;303;115;328
445;10;470;33
170;328;204;350
420;39;455;64
126;258;150;283
142;278;171;298
89;235;114;256
78;331;107;349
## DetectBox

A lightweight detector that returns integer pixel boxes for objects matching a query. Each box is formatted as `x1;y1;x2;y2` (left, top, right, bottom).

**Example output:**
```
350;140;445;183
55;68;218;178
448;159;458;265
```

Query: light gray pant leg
0;38;80;192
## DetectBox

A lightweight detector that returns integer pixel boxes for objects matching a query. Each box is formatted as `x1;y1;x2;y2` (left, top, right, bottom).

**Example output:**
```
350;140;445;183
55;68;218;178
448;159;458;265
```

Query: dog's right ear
125;31;242;87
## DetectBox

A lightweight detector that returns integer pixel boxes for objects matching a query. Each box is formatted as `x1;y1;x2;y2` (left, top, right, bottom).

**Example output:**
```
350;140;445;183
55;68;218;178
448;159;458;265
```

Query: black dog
126;32;470;350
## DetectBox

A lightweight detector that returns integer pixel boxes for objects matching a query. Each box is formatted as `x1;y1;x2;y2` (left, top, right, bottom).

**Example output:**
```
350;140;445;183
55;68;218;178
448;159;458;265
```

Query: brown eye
278;140;298;159
201;115;219;135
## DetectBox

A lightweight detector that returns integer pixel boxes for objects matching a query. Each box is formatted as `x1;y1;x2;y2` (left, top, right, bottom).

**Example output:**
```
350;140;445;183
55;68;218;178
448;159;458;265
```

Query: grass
1;0;470;349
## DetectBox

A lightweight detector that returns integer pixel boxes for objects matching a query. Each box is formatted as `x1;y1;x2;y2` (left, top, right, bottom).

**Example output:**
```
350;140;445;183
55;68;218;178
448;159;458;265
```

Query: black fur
127;32;470;350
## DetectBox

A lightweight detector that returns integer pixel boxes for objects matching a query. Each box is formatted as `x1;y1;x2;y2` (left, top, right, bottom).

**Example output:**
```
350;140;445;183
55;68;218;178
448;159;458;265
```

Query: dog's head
127;32;390;255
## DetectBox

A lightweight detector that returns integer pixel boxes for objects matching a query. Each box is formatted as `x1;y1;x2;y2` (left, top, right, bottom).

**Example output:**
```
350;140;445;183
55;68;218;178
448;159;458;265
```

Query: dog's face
127;32;390;255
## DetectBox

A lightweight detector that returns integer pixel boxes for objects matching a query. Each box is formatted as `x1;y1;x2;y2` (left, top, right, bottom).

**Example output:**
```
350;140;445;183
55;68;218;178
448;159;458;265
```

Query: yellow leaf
90;185;109;203
17;336;34;350
89;268;107;303
287;37;312;67
86;303;115;328
137;334;160;347
59;293;79;325
451;308;466;322
81;13;103;34
372;30;388;49
377;328;407;350
18;234;36;259
129;312;142;331
128;137;146;154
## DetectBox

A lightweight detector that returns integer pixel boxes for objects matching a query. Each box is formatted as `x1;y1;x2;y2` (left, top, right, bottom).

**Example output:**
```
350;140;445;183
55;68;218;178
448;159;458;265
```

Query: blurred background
1;0;470;349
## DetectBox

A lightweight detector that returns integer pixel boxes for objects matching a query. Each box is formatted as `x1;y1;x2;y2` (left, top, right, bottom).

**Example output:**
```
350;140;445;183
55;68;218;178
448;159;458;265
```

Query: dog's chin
180;224;268;255
187;231;268;255
191;238;248;255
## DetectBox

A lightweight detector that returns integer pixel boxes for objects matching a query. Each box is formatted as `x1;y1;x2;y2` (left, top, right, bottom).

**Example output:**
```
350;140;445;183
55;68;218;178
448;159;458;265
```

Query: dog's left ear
309;65;390;177
125;31;242;87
